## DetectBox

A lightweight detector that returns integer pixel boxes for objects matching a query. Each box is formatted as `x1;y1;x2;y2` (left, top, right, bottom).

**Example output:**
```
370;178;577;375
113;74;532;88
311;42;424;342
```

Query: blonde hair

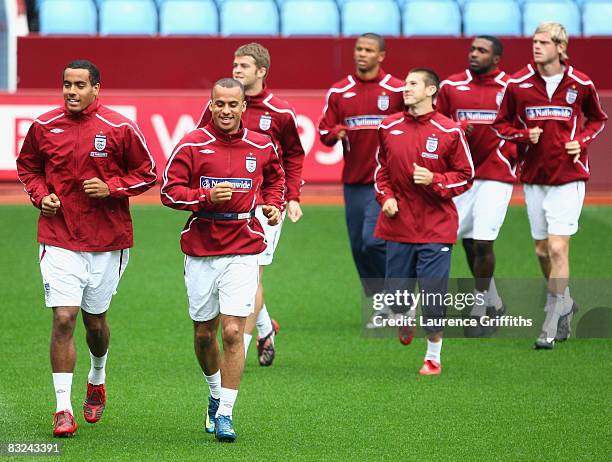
535;22;569;61
235;43;271;80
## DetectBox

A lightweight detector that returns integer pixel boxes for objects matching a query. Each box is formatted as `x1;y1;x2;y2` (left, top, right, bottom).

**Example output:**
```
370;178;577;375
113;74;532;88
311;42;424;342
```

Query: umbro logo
519;83;533;88
390;130;404;135
343;92;356;98
199;149;215;154
50;128;64;133
457;85;470;91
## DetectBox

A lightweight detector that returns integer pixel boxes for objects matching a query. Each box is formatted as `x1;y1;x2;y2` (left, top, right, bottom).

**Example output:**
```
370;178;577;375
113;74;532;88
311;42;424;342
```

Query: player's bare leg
194;317;221;434
534;239;552;279
82;311;110;357
243;267;278;365
51;307;79;436
81;311;111;423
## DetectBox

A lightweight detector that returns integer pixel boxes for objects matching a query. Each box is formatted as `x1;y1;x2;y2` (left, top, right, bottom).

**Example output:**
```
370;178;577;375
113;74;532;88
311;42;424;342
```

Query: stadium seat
582;0;612;36
220;0;279;36
100;0;158;35
341;0;401;36
39;0;97;35
160;0;219;35
463;0;522;36
522;0;581;36
402;0;461;36
281;0;339;36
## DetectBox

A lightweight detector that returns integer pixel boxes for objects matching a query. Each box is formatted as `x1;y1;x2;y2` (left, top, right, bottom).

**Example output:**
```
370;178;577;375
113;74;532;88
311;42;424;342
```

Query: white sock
487;278;503;309
256;305;274;338
204;370;221;400
243;334;252;357
471;290;487;317
425;339;443;364
216;387;238;418
563;286;574;314
52;373;73;414
88;351;107;385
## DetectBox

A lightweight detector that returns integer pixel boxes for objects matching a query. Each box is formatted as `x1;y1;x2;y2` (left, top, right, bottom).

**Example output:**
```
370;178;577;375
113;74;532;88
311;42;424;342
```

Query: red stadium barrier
1;91;611;189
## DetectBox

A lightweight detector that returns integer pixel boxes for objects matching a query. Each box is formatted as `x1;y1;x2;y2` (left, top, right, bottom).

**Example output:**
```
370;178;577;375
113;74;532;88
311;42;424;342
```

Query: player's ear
378;51;386;63
241;100;247;113
426;85;437;97
93;83;100;97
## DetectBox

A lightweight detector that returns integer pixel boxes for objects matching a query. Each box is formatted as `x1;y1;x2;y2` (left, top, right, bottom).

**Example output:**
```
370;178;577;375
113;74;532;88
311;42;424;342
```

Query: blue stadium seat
220;0;279;36
160;0;218;35
583;0;612;36
341;0;401;36
281;0;339;36
463;0;521;36
39;0;97;35
100;0;158;35
402;0;461;36
522;0;581;36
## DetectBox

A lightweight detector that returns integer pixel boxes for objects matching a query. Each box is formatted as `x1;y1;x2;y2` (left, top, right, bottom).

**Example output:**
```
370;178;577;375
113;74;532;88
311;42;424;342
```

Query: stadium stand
402;0;461;36
281;0;340;36
463;0;522;36
341;0;401;36
220;0;279;36
160;0;218;35
522;0;581;36
582;0;612;36
99;0;158;35
39;0;97;35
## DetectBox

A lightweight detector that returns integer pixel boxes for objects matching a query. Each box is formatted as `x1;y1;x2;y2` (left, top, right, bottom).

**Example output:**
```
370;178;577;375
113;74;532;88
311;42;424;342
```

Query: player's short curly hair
235;43;271;80
535;22;569;61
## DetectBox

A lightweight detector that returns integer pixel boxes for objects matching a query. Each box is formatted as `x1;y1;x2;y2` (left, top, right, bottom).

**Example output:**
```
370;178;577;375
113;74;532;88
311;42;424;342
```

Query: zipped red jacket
160;122;285;257
436;68;517;183
492;63;607;185
197;85;304;202
374;110;474;244
17;99;157;252
318;69;405;184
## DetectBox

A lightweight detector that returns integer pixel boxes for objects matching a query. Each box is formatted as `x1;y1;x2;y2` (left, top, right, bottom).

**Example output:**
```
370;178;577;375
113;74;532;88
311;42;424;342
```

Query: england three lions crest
94;133;107;151
246;156;257;173
566;88;578;104
259;114;272;131
426;136;438;153
377;94;390;111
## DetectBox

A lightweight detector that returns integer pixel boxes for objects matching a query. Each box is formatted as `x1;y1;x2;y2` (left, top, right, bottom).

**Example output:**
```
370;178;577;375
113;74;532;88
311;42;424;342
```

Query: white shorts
184;254;259;322
255;205;285;266
39;244;129;314
524;181;585;240
454;179;513;241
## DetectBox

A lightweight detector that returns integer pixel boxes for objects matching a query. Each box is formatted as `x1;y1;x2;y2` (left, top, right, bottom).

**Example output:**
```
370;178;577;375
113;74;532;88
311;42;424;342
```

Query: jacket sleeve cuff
431;173;446;188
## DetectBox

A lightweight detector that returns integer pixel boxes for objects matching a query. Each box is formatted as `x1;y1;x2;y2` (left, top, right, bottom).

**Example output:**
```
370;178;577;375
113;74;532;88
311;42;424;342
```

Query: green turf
0;205;610;461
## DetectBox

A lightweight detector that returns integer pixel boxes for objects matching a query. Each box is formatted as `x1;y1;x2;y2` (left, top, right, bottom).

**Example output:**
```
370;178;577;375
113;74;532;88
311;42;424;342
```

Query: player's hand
413;163;434;185
464;124;475;137
287;200;303;223
41;193;61;216
337;128;347;140
565;140;581;163
210;182;233;203
529;127;543;144
382;198;398;218
83;177;110;199
262;205;281;225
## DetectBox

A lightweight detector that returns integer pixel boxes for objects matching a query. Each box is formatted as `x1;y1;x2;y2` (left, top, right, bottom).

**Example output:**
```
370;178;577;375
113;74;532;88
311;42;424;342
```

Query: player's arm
16;123;51;209
103;124;157;198
261;145;286;225
576;83;608;150
280;113;306;222
374;129;398;217
492;84;534;144
160;144;213;212
428;130;475;199
318;91;348;146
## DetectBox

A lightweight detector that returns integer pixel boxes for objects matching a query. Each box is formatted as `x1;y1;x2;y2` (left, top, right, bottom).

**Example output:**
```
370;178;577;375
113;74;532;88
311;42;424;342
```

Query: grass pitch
0;204;610;461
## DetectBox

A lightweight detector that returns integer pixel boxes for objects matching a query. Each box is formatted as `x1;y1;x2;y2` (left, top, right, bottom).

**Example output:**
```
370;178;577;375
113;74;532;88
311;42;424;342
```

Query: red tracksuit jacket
160;122;285;257
374;110;474;244
318;69;405;184
436;68;517;183
17;99;157;252
197;86;304;202
492;63;607;185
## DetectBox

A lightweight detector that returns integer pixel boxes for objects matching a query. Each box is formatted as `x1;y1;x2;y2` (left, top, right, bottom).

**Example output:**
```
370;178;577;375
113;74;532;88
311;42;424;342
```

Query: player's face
468;38;498;74
232;55;266;90
210;85;246;134
354;38;384;74
532;32;564;65
62;68;99;114
403;73;434;107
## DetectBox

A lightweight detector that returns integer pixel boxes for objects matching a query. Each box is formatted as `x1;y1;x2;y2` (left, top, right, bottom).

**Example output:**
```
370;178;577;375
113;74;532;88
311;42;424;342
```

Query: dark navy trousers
343;184;386;296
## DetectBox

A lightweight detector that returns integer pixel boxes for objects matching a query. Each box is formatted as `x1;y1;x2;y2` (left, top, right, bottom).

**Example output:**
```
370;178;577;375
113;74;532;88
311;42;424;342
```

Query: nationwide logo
525;106;573;121
200;176;253;190
344;115;386;129
456;109;498;124
421;152;439;160
90;152;108;158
